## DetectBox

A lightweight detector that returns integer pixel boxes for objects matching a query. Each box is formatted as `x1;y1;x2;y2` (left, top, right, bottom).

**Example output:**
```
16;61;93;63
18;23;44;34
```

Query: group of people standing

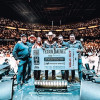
12;31;84;90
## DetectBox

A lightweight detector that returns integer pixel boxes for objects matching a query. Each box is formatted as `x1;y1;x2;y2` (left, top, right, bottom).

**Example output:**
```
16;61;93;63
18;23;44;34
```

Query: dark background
0;0;100;25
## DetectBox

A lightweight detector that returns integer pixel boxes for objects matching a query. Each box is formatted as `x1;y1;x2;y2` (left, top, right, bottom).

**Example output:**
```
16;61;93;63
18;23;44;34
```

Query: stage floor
13;79;80;100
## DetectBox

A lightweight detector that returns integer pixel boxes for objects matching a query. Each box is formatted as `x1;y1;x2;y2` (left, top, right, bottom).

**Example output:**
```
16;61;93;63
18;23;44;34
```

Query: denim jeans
17;60;27;84
72;59;83;81
78;59;83;81
27;58;32;77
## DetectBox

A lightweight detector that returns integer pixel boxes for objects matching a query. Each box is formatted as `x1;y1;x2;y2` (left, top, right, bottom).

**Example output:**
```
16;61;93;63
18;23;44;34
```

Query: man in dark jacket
13;34;29;89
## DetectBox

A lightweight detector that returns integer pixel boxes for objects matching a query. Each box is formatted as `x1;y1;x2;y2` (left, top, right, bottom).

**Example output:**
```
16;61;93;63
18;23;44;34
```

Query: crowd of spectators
0;17;100;29
0;17;100;55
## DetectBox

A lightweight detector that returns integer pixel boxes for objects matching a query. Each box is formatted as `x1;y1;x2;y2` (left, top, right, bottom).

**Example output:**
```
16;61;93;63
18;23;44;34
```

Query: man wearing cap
13;34;29;89
57;35;69;80
27;35;36;79
66;34;84;82
57;35;67;48
43;31;57;80
17;34;36;80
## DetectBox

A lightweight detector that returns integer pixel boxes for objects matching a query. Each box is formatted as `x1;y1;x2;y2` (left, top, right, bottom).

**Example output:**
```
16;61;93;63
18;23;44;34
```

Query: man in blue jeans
13;34;29;89
66;34;84;82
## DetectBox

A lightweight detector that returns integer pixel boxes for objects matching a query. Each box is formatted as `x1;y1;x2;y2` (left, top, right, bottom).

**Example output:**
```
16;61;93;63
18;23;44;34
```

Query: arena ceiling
0;0;100;25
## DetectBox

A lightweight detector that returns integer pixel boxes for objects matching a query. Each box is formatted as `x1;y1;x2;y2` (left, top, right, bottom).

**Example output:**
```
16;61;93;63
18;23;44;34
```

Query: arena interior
0;0;100;100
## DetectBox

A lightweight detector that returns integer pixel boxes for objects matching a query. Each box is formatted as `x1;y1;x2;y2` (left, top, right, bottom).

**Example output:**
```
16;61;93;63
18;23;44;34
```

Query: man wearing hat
27;35;36;79
43;31;57;80
13;34;29;89
44;31;57;48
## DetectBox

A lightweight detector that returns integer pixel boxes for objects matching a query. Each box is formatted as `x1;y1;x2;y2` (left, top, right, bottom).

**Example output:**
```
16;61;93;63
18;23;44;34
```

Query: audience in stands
0;17;100;54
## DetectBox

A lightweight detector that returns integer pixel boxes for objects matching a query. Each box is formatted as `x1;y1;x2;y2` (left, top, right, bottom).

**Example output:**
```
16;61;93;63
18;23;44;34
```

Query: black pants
45;70;55;80
34;70;41;80
61;70;69;80
71;70;75;81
